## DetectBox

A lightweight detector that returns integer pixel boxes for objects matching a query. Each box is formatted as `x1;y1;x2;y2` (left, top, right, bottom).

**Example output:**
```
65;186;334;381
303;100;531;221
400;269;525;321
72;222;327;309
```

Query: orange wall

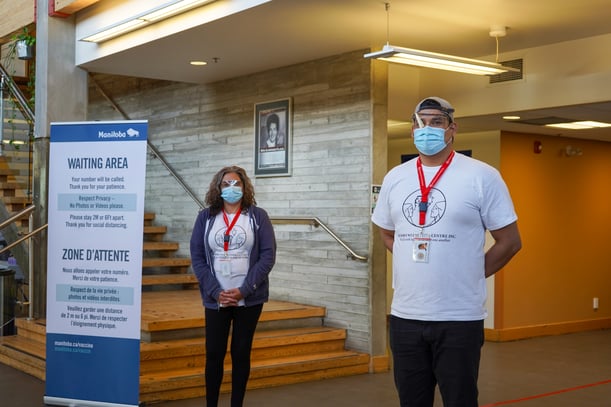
499;132;611;328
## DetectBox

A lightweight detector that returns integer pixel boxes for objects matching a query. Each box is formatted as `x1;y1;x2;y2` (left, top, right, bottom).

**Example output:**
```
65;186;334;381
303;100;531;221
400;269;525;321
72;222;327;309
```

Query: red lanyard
222;208;241;252
416;151;455;226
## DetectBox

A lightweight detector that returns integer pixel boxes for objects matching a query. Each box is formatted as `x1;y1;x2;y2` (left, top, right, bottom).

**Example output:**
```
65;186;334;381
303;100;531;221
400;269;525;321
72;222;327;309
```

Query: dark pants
389;316;484;407
205;304;263;407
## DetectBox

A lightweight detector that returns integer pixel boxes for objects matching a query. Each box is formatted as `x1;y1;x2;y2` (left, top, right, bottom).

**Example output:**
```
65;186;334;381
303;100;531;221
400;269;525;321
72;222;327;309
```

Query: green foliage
13;27;36;46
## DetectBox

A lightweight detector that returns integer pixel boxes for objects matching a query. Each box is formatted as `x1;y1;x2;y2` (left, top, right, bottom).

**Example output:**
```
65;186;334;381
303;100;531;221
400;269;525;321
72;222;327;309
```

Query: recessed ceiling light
575;121;611;128
190;61;207;66
503;115;521;120
545;121;611;129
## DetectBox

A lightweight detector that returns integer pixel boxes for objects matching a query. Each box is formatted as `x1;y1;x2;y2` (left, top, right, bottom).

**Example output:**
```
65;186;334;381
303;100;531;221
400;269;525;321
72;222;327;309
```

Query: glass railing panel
0;72;33;201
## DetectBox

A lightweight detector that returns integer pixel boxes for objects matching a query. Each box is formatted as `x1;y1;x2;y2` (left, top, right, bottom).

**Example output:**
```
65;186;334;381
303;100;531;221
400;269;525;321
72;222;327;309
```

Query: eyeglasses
222;179;241;187
412;113;451;129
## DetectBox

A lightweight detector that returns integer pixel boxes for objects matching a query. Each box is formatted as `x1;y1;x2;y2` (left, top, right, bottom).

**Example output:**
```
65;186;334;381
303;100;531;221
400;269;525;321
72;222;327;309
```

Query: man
372;97;522;407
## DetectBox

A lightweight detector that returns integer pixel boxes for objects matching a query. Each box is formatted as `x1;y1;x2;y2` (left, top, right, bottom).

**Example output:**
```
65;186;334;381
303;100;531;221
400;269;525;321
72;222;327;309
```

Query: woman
190;165;276;407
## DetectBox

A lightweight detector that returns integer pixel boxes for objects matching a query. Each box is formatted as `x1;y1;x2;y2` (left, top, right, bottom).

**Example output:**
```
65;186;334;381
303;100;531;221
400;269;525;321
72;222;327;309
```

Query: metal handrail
0;62;34;123
271;216;368;262
0;205;46;319
0;204;35;235
0;223;47;254
1;62;35;199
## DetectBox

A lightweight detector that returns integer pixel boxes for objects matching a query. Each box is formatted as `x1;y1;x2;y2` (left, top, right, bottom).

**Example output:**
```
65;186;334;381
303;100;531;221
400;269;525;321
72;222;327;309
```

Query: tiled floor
2;329;609;406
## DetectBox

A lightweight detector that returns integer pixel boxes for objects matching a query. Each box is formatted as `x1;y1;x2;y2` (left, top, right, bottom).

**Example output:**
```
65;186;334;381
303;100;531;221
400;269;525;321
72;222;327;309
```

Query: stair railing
270;216;368;261
89;74;367;262
0;204;46;319
0;61;35;198
0;63;34;123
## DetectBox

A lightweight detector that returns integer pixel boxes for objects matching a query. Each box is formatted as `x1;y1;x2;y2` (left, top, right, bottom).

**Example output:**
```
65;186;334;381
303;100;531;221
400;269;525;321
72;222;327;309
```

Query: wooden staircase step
140;291;325;333
0;335;45;359
258;300;326;323
0;163;31;176
0;336;45;380
143;241;179;252
141;273;197;286
14;318;46;343
249;351;370;382
141;290;204;333
253;326;345;347
0;180;26;190
142;257;191;268
138;351;370;402
139;326;348;373
144;225;167;235
144;212;155;226
1;196;30;205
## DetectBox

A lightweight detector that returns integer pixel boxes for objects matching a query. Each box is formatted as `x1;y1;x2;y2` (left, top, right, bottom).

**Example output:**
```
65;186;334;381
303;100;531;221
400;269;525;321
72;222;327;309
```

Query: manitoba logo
402;188;447;227
126;128;139;137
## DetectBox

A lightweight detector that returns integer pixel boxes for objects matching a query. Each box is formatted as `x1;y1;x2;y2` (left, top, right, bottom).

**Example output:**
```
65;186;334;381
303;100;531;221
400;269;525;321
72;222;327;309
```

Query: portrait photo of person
254;98;292;177
260;112;285;150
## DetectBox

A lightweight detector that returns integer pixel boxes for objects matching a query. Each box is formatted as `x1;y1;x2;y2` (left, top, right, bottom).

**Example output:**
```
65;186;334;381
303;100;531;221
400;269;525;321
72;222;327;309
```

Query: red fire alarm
533;141;542;154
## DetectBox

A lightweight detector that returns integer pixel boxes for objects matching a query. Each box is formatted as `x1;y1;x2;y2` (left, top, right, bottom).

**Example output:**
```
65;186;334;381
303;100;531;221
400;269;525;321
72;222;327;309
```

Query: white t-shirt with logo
372;153;517;321
209;211;254;306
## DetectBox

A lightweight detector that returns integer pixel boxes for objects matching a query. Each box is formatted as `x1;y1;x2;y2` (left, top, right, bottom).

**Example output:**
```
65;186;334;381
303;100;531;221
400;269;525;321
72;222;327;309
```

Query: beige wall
498;132;611;333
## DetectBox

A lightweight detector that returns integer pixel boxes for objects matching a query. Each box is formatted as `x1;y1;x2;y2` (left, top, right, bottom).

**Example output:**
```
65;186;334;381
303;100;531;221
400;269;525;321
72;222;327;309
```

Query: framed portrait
254;98;292;177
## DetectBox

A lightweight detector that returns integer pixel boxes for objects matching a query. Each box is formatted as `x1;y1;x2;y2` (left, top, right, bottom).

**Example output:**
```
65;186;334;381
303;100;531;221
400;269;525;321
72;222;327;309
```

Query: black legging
204;304;263;407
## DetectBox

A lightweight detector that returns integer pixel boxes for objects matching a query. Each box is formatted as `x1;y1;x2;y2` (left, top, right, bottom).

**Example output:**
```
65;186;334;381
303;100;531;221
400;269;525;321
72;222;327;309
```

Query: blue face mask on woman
221;186;243;204
413;126;449;156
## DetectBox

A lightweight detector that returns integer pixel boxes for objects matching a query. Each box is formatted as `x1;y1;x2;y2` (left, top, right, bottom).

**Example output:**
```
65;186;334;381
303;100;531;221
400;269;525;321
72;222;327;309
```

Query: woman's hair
205;165;256;215
266;113;280;129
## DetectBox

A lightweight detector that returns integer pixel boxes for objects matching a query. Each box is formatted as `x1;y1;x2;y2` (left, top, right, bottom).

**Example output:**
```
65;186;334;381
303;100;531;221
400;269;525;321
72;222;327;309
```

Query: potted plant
13;27;36;60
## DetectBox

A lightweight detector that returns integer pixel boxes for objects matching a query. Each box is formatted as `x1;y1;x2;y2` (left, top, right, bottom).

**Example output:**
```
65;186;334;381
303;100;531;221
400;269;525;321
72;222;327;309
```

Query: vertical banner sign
45;121;147;407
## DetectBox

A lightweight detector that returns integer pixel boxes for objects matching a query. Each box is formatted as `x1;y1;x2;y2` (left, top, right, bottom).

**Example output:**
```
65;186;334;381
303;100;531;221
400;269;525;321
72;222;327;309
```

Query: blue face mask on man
221;186;243;204
413;126;449;156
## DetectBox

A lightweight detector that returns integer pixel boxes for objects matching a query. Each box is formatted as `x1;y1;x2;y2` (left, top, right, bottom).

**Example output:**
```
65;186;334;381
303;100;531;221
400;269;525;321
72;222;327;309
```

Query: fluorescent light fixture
503;115;521;120
545;121;611;130
81;19;147;43
81;0;216;43
364;44;520;76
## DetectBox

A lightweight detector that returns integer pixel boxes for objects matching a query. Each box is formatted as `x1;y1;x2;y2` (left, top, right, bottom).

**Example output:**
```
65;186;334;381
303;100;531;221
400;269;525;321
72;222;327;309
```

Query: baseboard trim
370;354;390;372
485;317;611;342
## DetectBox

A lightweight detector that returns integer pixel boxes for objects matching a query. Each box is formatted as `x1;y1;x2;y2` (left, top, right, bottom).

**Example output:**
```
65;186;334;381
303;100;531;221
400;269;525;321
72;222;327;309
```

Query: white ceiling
78;0;611;142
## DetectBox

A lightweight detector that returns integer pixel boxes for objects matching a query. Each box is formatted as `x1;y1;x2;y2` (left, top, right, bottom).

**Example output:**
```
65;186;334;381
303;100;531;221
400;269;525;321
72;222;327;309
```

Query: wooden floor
141;290;326;334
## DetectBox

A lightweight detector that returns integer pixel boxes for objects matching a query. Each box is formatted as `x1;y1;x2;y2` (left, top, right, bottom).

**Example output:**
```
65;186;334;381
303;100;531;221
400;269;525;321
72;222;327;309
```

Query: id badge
413;235;430;263
219;258;232;276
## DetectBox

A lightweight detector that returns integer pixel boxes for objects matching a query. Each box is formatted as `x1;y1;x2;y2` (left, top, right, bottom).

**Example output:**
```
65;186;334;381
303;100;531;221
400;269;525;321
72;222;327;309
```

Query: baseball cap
414;97;455;122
